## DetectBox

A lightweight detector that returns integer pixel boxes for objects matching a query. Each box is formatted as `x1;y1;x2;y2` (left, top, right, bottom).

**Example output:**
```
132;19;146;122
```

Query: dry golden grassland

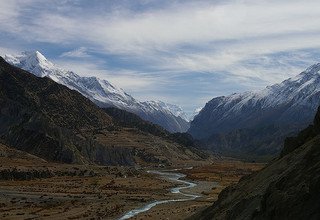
0;142;264;220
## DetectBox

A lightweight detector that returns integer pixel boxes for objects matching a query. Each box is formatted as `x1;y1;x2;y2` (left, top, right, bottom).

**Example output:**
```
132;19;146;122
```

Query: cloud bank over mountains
1;0;320;114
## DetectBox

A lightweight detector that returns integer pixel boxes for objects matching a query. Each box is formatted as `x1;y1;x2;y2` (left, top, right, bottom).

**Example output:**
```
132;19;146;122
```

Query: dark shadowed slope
104;107;208;159
191;107;320;220
0;57;205;166
0;56;118;164
104;107;167;137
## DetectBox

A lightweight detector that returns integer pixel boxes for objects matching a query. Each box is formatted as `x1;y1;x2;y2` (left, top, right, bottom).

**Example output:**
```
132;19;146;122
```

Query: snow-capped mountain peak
213;63;320;114
4;51;189;132
189;62;320;139
5;51;54;77
5;51;138;108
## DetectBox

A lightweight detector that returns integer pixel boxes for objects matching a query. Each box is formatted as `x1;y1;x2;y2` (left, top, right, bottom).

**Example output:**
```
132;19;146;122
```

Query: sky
1;0;320;116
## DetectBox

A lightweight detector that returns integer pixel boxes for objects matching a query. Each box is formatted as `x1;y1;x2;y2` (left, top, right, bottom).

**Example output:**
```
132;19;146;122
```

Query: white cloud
0;0;40;33
54;59;162;93
0;1;17;21
0;46;19;56
1;0;320;112
4;0;320;53
36;0;320;85
60;47;90;58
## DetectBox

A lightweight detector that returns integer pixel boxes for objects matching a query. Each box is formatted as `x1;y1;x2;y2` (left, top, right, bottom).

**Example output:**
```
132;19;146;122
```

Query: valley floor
0;152;264;220
130;160;264;220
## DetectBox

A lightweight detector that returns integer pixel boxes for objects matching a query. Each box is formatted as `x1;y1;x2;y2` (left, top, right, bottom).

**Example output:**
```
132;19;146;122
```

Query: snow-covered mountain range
143;100;189;122
4;51;189;132
189;63;320;157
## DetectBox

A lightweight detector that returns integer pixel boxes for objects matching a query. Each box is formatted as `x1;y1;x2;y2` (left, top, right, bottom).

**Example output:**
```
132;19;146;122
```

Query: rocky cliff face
0;57;204;166
189;63;320;157
191;107;320;220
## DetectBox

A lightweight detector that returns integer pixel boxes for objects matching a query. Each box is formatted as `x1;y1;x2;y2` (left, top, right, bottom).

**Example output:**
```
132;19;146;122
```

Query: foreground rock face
192;107;320;220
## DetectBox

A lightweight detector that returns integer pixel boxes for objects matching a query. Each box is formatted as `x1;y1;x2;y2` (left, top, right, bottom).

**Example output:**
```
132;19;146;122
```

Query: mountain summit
189;63;320;157
5;51;54;77
4;51;189;133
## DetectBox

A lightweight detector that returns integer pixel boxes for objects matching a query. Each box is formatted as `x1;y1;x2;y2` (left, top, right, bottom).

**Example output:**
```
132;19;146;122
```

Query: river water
118;169;200;220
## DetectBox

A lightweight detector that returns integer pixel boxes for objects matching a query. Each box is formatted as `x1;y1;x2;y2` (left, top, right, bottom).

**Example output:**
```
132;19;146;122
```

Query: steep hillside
191;107;320;220
0;57;204;166
189;63;320;157
104;107;168;137
104;107;206;158
4;51;189;132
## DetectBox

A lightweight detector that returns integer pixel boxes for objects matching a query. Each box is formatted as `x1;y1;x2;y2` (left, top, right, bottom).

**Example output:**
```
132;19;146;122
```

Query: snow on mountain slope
5;51;54;77
212;63;320;115
190;107;203;121
4;51;189;132
188;63;320;156
144;100;189;121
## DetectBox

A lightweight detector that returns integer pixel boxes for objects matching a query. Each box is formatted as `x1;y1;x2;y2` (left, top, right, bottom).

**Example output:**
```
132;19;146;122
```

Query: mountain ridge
4;51;190;133
189;63;320;157
0;57;205;166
